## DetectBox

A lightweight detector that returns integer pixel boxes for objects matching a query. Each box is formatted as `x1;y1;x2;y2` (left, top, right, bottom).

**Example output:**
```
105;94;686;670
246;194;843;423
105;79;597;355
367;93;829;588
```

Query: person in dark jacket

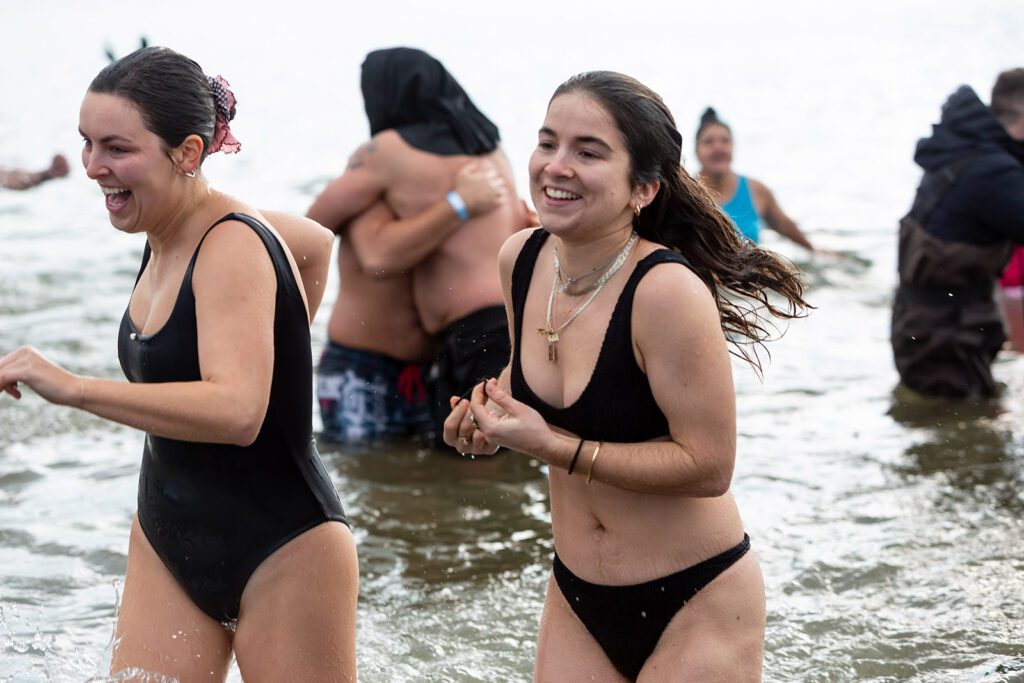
892;68;1024;399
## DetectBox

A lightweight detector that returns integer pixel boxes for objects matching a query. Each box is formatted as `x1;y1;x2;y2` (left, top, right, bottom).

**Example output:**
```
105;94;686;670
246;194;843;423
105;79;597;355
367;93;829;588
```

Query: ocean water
2;1;1023;680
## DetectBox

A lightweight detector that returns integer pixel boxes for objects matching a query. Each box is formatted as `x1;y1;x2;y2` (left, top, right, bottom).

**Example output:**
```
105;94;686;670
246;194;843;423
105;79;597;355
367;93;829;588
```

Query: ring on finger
469;414;479;430
458;436;471;446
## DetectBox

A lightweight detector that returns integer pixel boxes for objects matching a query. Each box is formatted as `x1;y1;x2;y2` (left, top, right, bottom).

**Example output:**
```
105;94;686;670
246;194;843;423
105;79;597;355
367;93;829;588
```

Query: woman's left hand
0;346;83;406
467;378;554;458
443;392;501;456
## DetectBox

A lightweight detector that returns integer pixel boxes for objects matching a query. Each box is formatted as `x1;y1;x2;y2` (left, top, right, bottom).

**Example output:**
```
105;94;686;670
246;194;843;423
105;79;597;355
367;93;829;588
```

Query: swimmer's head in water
88;46;233;163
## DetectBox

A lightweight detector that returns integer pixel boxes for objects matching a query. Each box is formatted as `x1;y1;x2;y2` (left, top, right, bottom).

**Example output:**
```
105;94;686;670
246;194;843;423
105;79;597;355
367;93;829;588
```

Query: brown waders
891;158;1014;399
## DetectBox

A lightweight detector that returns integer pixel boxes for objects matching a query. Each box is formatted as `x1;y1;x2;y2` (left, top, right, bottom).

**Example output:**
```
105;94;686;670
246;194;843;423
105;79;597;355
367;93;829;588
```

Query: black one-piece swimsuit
118;213;348;622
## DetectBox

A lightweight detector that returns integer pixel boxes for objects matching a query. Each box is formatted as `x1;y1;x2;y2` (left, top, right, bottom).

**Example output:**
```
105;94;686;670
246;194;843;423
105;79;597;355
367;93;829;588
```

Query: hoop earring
634;202;642;217
183;168;197;178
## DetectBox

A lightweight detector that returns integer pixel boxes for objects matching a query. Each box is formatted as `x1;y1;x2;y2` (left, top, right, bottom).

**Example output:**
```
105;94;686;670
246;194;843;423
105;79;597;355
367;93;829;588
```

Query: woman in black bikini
0;47;357;681
445;72;807;681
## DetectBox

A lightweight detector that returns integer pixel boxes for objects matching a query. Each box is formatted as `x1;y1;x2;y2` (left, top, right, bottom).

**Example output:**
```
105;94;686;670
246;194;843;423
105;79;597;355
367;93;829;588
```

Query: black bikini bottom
552;534;750;680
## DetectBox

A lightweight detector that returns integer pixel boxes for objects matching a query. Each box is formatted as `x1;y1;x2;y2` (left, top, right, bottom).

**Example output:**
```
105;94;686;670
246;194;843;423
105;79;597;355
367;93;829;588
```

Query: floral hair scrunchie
206;75;241;154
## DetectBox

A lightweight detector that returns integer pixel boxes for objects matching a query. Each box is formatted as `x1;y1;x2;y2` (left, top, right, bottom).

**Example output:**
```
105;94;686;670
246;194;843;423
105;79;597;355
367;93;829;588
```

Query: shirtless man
307;48;530;443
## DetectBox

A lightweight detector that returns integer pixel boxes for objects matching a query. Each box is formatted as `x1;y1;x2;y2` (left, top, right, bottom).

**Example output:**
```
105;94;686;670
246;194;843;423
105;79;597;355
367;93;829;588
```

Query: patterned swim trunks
317;342;434;443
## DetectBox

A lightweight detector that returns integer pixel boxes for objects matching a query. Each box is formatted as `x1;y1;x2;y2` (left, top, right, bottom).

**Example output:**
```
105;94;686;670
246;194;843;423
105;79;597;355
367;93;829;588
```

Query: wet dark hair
89;46;225;161
552;72;809;370
696;107;731;141
992;68;1024;123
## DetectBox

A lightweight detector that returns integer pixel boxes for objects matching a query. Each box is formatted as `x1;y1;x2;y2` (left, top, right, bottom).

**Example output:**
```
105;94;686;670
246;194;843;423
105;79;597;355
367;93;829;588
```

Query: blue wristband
446;191;470;221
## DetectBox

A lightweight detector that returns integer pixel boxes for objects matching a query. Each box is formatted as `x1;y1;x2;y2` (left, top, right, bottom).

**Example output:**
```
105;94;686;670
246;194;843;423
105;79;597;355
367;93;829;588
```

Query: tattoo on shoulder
346;140;377;170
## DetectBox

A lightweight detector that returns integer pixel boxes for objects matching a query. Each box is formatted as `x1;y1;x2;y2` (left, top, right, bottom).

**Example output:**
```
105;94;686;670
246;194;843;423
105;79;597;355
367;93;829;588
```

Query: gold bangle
585;441;603;485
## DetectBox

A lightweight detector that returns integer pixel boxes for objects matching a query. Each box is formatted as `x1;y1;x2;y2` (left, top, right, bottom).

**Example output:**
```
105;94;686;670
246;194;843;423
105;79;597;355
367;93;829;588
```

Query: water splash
76;578;181;683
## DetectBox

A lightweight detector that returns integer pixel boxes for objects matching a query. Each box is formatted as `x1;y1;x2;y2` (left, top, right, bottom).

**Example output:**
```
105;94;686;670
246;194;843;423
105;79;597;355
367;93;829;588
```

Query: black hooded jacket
360;47;500;157
912;86;1024;246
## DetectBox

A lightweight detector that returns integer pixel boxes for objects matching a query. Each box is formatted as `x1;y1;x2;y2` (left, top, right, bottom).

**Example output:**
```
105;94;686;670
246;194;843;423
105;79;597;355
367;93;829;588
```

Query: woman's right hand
0;346;83;406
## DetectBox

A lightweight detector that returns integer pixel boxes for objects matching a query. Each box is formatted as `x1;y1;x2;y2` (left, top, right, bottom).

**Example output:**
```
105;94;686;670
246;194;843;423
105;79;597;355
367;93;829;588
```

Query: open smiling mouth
102;186;132;211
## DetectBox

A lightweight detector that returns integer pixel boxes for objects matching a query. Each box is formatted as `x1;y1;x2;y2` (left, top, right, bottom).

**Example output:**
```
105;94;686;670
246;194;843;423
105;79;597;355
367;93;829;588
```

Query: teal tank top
721;176;761;243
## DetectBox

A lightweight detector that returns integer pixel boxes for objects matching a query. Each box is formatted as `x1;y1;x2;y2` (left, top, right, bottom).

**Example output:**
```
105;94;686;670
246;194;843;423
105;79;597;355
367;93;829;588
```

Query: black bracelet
567;438;585;475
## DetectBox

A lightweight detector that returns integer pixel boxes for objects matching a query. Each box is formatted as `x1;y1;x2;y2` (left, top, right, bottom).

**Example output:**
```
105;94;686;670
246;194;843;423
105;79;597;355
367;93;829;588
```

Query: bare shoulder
345;138;377;171
746;177;774;202
488;145;516;173
197;214;269;251
260;210;333;247
498;227;541;278
633;257;721;339
344;130;403;170
273;211;331;233
193;216;275;286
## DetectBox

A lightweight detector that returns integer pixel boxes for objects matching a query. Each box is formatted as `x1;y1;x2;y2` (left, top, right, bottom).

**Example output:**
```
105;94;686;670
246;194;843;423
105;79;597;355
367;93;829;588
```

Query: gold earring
634;202;642;217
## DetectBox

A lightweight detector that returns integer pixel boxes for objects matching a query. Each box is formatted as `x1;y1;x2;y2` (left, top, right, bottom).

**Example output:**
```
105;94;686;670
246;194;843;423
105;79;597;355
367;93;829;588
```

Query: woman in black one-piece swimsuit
0;47;357;681
444;72;809;681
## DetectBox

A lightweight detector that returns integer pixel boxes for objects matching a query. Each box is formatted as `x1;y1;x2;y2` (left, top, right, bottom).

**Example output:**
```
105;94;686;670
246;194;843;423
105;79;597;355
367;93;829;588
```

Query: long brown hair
553;71;810;370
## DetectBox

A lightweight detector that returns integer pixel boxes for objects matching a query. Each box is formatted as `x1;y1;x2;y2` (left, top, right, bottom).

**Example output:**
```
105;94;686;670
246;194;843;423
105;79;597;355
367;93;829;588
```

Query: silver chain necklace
553;242;624;296
537;231;639;362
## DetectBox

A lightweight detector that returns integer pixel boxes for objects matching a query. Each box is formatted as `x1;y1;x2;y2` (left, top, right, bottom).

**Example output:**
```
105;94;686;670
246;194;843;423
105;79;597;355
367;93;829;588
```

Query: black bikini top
509;228;695;443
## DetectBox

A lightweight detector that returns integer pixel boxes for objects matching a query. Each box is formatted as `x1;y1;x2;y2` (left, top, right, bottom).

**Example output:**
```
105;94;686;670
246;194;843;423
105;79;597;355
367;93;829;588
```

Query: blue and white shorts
317;342;434;443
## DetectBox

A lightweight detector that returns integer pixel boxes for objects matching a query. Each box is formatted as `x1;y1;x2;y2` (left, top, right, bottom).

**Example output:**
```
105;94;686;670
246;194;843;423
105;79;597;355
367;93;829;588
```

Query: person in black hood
307;47;532;445
361;47;500;156
891;68;1024;399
